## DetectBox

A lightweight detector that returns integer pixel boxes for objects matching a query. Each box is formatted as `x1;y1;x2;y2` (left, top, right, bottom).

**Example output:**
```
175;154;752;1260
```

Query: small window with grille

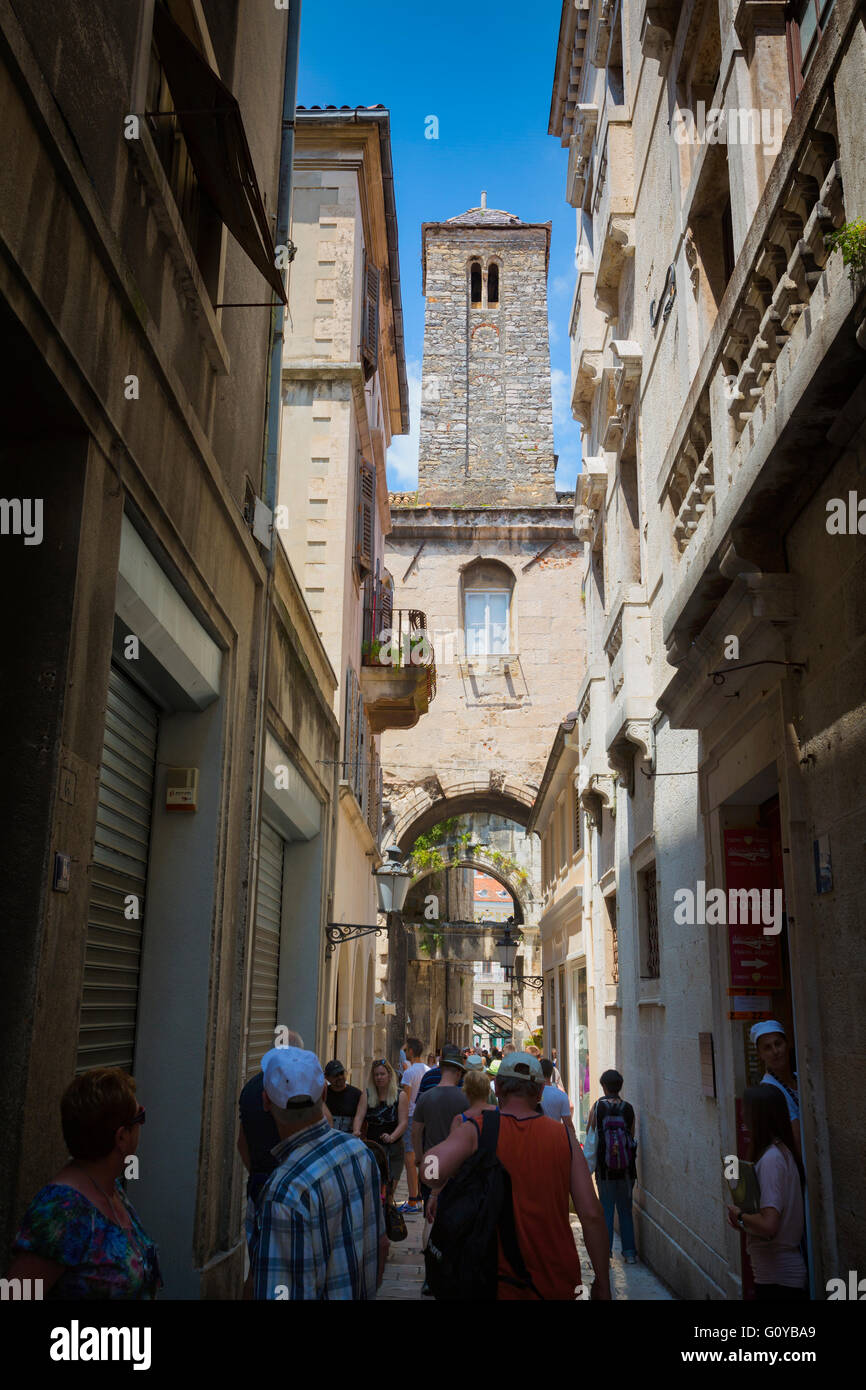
638;864;660;980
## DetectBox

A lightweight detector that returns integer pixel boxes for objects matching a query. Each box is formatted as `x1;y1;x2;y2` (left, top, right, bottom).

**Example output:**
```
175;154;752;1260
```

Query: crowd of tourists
3;1019;807;1300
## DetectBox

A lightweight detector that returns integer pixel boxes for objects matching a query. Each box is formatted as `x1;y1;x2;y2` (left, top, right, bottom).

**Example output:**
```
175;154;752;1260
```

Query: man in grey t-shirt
412;1045;468;1212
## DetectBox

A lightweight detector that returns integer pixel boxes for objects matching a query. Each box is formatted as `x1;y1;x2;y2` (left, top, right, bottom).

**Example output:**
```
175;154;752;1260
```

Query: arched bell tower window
470;261;483;307
487;262;499;306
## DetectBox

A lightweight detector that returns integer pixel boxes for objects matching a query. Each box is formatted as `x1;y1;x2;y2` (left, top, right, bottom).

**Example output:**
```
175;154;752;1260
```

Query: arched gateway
375;201;586;1061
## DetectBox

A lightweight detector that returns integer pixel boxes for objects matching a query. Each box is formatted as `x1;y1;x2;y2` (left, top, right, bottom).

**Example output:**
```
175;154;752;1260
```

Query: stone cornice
386;503;576;543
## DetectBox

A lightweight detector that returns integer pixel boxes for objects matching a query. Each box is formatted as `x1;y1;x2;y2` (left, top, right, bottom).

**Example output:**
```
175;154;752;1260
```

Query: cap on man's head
750;1019;786;1045
324;1060;346;1078
496;1051;544;1084
261;1046;325;1108
464;1054;486;1071
440;1044;466;1072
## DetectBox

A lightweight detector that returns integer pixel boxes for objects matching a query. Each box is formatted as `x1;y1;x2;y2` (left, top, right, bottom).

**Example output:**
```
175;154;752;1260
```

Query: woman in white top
750;1019;801;1160
728;1085;808;1300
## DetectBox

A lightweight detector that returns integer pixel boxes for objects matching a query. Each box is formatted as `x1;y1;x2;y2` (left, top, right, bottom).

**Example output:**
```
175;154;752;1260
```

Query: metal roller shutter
246;819;285;1077
76;667;159;1073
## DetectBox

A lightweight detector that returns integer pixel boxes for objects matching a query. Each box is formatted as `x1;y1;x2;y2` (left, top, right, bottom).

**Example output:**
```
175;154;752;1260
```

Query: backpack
423;1110;542;1301
597;1099;636;1177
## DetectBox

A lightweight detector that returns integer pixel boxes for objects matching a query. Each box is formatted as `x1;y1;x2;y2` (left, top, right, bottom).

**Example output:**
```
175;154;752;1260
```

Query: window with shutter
354;687;366;805
361;255;380;381
573;786;582;856
355;457;376;579
343;666;357;785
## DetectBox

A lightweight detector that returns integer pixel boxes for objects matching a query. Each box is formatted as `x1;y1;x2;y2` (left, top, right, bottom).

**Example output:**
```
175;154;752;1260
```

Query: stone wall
418;224;557;505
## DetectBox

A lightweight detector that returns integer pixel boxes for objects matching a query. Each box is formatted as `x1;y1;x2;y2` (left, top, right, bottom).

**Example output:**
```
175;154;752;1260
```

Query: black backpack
423;1110;542;1300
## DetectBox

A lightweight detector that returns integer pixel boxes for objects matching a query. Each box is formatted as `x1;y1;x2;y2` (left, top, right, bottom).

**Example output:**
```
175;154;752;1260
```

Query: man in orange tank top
424;1053;611;1300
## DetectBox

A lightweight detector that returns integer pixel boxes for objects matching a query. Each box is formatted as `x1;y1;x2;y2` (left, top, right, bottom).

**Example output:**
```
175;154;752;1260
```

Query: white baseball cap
749;1020;786;1045
261;1046;326;1108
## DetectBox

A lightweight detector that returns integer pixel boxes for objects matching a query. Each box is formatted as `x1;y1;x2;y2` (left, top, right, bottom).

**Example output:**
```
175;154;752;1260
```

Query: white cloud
550;366;572;428
551;274;571;298
548;318;560;346
386;360;422;490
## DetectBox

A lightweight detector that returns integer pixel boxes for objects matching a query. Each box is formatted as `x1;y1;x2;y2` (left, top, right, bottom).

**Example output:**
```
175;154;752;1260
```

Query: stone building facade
381;203;584;1054
0;0;340;1298
281;107;416;1090
546;0;866;1298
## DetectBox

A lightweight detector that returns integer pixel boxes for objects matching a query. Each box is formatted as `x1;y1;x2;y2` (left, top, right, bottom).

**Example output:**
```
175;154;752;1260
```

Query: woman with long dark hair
728;1085;808;1300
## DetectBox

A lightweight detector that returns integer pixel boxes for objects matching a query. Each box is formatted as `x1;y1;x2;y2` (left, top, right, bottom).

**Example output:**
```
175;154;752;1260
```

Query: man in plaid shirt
250;1046;386;1299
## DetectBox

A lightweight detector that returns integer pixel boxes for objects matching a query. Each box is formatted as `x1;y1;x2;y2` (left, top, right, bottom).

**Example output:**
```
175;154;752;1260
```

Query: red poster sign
724;830;783;991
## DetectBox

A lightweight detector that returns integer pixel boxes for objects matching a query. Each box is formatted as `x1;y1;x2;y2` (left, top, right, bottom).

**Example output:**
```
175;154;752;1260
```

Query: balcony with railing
657;4;866;670
360;578;437;733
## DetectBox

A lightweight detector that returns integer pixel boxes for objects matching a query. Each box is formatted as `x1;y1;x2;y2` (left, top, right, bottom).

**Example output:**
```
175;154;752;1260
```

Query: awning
152;3;286;303
473;1002;513;1038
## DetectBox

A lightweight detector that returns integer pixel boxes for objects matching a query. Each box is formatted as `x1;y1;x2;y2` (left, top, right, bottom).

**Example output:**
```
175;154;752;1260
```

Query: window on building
638;864;660;979
487;262;500;306
482;960;492;975
462;559;515;657
788;0;835;98
470;261;483;306
465;590;509;656
354;455;376;579
605;892;619;985
573;785;582;856
607;0;625;106
481;990;495;1007
559;799;568;873
146;40;222;301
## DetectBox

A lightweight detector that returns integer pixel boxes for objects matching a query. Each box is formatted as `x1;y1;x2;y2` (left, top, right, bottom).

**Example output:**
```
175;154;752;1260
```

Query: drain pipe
246;0;302;1060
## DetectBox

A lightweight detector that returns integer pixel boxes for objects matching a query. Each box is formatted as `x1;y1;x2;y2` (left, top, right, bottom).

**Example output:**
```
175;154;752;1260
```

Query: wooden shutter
361;256;380;380
573;787;582;855
355;457;375;578
379;578;393;639
77;667;158;1073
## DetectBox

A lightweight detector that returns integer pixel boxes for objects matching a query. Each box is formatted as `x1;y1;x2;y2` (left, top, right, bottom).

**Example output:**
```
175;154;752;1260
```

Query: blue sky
297;0;582;492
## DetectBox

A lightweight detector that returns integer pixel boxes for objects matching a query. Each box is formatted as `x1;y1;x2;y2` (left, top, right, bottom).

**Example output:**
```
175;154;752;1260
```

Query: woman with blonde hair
353;1058;408;1190
450;1058;497;1136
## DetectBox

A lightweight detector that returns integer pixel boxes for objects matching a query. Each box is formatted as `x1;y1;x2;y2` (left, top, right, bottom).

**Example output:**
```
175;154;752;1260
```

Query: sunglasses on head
126;1108;146;1127
372;1060;389;1069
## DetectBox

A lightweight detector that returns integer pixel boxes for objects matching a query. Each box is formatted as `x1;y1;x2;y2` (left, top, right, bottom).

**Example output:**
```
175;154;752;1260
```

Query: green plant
825;218;866;281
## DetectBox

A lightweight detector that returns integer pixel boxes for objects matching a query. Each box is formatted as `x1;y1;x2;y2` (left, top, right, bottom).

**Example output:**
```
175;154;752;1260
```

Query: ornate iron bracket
520;976;544;990
326;923;384;954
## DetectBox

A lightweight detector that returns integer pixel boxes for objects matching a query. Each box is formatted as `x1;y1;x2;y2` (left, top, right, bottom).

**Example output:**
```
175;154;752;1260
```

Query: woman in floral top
6;1068;160;1299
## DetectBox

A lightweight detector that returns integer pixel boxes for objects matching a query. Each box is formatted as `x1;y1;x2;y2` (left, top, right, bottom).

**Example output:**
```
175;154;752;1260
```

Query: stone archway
405;855;531;927
387;780;535;854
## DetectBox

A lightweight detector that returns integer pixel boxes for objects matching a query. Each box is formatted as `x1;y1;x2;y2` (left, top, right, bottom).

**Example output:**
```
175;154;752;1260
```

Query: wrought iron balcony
360;579;437;733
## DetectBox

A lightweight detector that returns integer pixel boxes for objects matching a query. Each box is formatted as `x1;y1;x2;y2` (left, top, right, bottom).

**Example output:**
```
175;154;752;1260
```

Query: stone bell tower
418;198;557;506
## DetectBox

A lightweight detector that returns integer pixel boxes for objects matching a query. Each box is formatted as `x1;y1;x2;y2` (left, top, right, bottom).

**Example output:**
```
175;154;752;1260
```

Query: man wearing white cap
750;1020;801;1159
249;1047;386;1299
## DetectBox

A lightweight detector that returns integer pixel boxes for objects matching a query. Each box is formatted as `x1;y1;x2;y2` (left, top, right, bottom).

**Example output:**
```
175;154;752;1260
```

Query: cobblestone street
380;1174;676;1301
